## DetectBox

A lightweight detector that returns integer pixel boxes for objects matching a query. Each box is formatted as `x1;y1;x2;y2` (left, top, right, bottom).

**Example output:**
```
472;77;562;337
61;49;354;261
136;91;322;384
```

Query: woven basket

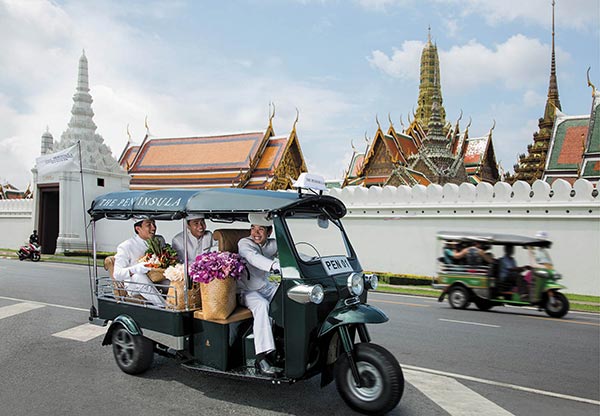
166;280;201;310
200;277;236;320
147;268;166;283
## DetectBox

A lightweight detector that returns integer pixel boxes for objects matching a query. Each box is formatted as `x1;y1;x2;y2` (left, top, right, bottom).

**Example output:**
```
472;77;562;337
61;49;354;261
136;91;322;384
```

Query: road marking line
372;299;430;307
402;364;600;406
53;323;108;342
523;315;600;327
439;318;500;328
0;296;88;312
405;369;514;416
0;302;45;319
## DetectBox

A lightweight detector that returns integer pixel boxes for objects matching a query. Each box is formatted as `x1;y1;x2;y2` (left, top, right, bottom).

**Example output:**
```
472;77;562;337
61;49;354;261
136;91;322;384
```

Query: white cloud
358;0;598;30
369;35;568;93
454;0;598;30
367;40;424;80
0;0;358;187
444;18;460;38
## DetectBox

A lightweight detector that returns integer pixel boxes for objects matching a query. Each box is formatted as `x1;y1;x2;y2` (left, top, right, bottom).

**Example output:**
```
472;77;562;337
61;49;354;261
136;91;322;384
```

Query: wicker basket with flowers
138;237;179;283
189;251;246;319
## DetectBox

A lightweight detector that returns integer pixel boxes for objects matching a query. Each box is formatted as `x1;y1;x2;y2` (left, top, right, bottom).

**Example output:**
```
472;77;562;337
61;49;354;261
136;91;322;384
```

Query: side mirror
317;216;329;229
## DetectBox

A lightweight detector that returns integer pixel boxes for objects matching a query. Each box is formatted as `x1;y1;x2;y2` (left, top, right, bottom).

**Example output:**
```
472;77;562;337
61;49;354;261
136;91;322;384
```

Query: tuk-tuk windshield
529;247;553;267
284;214;351;262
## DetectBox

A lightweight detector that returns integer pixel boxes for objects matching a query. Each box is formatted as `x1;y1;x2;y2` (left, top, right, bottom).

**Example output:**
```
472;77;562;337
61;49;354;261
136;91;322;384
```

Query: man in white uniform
113;219;166;306
237;213;281;376
172;213;217;263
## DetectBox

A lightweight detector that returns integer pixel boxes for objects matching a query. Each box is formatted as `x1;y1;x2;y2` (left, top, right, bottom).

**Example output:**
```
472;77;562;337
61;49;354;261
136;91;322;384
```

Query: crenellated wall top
329;179;599;206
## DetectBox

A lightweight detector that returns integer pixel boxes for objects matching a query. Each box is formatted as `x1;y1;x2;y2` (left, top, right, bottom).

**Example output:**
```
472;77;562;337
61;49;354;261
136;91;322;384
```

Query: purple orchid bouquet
189;251;246;284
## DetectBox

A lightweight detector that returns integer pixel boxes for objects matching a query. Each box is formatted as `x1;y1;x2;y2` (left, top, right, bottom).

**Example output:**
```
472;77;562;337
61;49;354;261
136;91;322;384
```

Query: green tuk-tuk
434;231;569;318
87;177;404;415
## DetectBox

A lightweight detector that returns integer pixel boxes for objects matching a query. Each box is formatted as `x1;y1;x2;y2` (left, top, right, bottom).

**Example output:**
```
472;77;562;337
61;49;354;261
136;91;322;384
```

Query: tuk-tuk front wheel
544;292;569;318
112;326;154;374
335;343;404;415
448;286;471;309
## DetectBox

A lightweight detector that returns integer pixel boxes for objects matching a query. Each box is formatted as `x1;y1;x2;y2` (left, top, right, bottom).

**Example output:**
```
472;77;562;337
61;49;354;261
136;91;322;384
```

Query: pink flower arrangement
189;251;246;284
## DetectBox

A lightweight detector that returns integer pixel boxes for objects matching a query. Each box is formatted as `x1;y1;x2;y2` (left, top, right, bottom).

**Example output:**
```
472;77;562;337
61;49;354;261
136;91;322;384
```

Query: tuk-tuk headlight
309;284;324;304
553;272;562;280
365;274;378;290
535;269;549;278
287;284;324;304
347;273;364;296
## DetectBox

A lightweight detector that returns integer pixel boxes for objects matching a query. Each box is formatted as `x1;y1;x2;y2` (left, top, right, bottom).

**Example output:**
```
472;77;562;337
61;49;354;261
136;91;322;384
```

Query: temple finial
292;107;299;132
427;25;431;44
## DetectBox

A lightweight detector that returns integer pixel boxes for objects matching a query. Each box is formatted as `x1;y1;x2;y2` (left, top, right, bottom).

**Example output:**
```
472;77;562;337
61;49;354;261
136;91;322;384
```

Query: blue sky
1;0;599;188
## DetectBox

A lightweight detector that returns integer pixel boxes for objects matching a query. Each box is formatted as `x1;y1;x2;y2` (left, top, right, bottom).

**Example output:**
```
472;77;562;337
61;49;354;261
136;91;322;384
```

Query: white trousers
239;283;278;355
125;273;166;306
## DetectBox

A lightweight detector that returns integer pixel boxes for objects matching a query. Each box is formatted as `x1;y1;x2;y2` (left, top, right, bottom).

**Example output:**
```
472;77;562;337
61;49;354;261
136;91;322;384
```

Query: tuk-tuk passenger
454;241;493;266
237;213;281;377
112;219;167;306
442;241;459;264
172;213;217;262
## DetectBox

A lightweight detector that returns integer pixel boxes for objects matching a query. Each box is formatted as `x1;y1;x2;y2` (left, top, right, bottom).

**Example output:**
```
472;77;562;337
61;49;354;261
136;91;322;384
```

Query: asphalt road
0;259;598;416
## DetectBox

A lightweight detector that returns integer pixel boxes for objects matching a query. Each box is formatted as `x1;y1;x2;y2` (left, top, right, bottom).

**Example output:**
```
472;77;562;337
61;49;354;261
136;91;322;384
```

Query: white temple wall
0;199;35;248
1;179;599;295
54;169;130;252
328;179;600;296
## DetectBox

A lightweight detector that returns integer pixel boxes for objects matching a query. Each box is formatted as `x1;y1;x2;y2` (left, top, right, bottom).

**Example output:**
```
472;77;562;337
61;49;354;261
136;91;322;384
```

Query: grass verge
375;285;599;313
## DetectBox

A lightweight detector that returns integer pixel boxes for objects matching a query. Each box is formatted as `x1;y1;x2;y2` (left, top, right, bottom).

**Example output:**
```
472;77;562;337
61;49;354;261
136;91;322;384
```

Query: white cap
187;213;205;220
248;212;272;227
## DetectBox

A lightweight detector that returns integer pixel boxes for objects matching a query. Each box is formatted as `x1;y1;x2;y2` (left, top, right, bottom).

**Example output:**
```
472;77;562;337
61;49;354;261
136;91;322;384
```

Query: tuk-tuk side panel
98;299;194;338
191;319;251;371
436;273;489;289
281;277;339;379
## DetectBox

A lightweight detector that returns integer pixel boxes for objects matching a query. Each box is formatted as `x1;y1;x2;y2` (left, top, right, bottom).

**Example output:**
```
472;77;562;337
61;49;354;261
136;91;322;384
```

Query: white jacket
237;237;278;292
113;234;165;281
172;229;217;263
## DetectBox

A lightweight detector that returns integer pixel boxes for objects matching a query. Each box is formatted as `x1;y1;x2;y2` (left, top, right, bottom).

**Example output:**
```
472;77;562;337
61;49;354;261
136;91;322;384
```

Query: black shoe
255;356;283;377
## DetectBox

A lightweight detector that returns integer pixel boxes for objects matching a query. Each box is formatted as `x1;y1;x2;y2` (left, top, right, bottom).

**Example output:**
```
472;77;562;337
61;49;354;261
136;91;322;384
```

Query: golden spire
415;27;446;130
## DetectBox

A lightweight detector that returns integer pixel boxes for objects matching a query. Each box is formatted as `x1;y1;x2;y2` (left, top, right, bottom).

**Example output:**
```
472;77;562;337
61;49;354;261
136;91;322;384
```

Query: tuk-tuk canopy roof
437;231;552;248
88;188;346;221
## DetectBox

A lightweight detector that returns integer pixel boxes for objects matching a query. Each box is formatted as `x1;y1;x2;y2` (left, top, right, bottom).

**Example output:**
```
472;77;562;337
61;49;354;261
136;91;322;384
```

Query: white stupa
32;51;130;253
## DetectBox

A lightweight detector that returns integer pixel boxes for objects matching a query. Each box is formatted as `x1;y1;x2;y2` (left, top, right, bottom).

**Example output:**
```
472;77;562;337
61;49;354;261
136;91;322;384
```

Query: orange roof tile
130;132;266;173
464;136;488;166
557;125;588;165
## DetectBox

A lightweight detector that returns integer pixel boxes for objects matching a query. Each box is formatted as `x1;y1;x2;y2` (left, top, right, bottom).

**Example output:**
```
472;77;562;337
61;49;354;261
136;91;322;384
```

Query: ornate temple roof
580;89;600;181
542;88;600;184
122;123;306;190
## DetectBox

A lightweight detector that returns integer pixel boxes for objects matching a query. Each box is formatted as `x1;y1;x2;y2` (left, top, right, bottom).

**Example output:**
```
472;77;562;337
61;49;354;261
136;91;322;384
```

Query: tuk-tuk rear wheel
111;326;154;374
335;343;404;415
448;286;471;309
544;292;569;318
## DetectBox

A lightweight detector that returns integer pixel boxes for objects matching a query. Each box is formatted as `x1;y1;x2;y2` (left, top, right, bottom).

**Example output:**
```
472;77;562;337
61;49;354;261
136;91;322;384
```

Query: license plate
321;256;353;276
